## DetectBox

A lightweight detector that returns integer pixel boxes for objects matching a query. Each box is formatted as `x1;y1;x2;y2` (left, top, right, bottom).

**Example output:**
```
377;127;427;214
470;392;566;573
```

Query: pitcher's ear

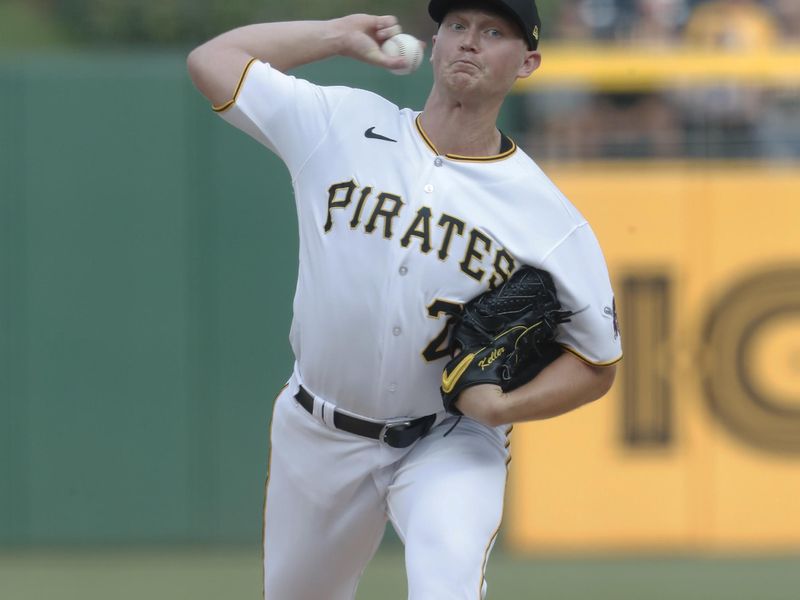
518;51;541;79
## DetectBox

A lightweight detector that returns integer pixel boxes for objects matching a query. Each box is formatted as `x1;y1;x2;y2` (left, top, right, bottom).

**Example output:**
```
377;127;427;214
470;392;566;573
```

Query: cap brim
428;0;537;50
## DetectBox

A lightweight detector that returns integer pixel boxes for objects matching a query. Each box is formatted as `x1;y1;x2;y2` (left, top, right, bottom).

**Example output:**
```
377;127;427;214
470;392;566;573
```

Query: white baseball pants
262;377;510;600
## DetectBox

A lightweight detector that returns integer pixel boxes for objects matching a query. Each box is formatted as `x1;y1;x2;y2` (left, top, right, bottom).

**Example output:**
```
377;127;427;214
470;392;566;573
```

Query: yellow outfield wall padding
506;162;800;552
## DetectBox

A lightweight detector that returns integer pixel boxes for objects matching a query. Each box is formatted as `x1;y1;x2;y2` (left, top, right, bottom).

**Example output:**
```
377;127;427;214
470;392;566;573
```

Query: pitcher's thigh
387;418;510;600
263;389;388;600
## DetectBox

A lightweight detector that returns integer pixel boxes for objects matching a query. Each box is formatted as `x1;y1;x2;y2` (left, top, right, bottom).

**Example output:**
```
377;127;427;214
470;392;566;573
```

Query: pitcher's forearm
194;21;343;73
187;16;406;107
456;353;617;427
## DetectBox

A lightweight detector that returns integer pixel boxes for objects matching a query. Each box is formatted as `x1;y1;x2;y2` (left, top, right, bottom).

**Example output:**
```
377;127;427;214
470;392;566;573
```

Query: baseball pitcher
188;1;622;597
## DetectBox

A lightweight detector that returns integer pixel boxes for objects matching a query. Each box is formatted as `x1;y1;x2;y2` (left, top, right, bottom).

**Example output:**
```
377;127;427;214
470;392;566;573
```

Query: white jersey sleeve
213;59;352;177
542;222;622;366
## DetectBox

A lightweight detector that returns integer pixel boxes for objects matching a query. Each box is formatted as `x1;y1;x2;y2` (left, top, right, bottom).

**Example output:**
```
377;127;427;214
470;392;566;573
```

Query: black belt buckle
380;417;434;449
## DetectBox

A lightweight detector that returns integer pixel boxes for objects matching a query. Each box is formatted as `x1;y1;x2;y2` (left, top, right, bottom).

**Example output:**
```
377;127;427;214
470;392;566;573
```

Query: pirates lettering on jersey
349;186;373;229
460;229;493;282
325;180;357;232
437;214;465;261
400;206;433;253
489;249;515;289
325;179;517;287
365;192;404;239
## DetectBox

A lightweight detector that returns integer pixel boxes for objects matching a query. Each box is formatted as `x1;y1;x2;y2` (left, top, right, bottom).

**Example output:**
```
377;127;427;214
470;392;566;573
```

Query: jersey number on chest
423;299;463;361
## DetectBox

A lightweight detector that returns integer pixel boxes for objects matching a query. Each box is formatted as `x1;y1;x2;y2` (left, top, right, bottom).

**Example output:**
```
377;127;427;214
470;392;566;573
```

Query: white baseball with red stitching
381;33;424;75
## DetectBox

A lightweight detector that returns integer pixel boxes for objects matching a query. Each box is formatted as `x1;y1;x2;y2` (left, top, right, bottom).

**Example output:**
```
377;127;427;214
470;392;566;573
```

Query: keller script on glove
440;266;574;415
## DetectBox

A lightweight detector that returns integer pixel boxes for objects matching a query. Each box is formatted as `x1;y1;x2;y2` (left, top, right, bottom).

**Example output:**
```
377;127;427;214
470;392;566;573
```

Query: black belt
294;385;436;449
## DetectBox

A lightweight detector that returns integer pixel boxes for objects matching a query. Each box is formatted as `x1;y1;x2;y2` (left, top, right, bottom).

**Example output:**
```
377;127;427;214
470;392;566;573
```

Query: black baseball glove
440;266;573;415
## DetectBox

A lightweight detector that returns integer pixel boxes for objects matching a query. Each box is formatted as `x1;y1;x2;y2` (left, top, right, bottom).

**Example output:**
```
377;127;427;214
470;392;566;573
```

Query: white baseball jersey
217;59;622;421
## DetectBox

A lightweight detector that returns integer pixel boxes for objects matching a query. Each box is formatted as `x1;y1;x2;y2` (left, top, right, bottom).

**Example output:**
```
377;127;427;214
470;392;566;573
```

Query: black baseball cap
428;0;541;50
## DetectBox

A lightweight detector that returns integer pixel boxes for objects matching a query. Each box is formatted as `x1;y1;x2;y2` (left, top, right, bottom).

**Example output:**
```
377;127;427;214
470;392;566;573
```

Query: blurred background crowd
2;0;799;161
527;0;800;160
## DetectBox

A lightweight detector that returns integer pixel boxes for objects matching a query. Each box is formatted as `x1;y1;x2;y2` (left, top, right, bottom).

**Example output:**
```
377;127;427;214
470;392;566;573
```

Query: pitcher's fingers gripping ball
440;266;574;415
381;33;424;75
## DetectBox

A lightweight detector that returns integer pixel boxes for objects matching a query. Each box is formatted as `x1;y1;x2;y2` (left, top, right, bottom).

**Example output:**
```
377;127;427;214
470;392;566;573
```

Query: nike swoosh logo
441;352;478;393
364;127;397;143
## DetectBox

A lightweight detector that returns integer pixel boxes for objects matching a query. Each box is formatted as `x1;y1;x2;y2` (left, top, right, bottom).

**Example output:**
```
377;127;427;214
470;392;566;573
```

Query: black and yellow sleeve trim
212;57;258;113
414;115;517;163
561;344;623;367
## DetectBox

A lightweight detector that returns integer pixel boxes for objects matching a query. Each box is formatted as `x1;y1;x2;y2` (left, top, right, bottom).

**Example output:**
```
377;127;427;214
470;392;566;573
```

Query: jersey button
399;266;408;276
392;327;402;336
424;184;434;193
434;157;444;167
388;383;398;393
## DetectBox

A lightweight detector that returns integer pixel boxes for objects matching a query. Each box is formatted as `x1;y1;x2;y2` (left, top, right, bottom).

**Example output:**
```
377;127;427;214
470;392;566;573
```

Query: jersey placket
374;154;442;412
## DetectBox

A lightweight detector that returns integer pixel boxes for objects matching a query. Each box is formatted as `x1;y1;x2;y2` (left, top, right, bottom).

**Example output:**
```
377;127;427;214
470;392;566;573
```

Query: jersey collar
414;114;517;163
